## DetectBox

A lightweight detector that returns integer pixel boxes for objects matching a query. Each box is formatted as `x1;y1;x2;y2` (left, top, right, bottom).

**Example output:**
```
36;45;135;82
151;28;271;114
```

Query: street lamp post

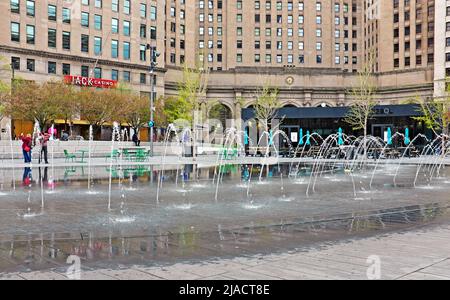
147;44;160;157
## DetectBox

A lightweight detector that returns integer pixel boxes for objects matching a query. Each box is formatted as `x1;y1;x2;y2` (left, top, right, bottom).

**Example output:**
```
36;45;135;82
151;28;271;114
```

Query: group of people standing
19;127;57;164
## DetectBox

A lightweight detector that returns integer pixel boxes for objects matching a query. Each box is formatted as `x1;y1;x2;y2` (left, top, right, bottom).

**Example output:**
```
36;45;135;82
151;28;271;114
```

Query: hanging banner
64;75;117;89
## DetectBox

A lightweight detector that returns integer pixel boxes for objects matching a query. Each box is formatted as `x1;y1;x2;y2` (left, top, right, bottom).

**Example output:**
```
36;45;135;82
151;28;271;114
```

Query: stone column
234;91;243;148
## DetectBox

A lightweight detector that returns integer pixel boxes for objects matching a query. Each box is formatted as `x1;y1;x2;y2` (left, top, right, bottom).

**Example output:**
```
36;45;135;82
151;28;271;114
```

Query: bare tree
411;78;450;153
254;85;281;134
177;56;210;158
344;52;377;156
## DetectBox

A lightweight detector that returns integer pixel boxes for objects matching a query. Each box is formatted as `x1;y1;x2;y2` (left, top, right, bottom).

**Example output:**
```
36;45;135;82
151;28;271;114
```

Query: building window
11;22;20;42
140;24;147;38
81;34;89;53
94;15;102;30
63;31;71;50
123;42;130;60
123;71;131;82
81;12;89;27
48;5;57;21
48;28;57;48
11;57;20;70
299;55;304;64
150;6;157;20
277;55;282;63
94;67;102;79
94;37;102;55
111;69;119;81
62;8;71;24
95;0;102;8
48;61;57;74
26;25;35;45
140;44;146;61
140;73;146;84
123;20;131;36
150;26;157;39
111;40;118;58
112;18;119;33
10;0;20;13
287;54;293;64
124;0;131;15
416;55;422;66
81;66;89;77
140;3;147;18
27;59;35;72
26;0;35;17
62;63;71;75
112;0;118;12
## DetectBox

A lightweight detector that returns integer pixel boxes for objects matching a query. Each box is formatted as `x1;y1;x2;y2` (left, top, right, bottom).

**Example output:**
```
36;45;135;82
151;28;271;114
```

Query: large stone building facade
0;0;446;137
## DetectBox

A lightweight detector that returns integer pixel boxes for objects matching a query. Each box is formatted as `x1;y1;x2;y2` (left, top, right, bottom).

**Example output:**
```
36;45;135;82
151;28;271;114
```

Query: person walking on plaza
132;132;141;146
39;132;50;164
20;133;33;163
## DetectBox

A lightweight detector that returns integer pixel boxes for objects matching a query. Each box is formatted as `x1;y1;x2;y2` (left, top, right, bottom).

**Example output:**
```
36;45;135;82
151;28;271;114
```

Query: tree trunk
442;126;449;157
363;122;367;159
192;111;197;161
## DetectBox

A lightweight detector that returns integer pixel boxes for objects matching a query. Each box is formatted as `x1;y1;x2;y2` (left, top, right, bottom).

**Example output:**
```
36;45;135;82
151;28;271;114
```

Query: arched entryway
208;103;233;129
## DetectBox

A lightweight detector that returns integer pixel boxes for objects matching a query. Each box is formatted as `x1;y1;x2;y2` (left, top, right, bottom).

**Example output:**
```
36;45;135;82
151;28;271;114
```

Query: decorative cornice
164;82;433;94
0;45;167;73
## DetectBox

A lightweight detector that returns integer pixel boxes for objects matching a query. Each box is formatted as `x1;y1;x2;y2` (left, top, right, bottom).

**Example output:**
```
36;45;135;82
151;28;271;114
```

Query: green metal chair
122;149;132;161
106;149;120;162
135;149;147;162
64;150;76;162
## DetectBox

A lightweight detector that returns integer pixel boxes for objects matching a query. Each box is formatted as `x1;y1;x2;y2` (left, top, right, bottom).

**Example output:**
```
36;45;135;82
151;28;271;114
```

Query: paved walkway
1;223;449;280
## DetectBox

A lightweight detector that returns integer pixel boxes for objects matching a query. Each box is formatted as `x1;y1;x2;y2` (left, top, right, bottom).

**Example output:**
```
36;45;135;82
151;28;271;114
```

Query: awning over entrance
242;104;422;120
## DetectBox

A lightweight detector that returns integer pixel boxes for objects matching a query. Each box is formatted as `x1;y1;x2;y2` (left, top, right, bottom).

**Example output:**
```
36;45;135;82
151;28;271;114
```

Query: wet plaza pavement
0;162;449;278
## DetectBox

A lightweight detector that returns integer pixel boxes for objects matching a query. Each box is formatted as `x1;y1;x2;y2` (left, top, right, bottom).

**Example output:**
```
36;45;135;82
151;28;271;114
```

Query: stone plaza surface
0;222;449;280
0;158;448;280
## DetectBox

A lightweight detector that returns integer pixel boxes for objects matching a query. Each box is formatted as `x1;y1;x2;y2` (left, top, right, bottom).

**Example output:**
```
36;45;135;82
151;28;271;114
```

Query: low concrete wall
0;140;222;159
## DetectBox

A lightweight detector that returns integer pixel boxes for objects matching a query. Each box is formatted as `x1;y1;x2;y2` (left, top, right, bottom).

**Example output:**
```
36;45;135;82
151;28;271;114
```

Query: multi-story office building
0;0;446;140
434;0;449;98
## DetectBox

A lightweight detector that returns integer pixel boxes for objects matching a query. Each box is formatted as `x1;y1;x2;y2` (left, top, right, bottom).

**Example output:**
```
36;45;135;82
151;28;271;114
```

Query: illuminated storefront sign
64;75;117;89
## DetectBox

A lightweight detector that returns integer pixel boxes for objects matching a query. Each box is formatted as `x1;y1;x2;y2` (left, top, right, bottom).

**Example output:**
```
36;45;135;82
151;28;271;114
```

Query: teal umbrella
299;128;304;145
387;128;392;145
269;130;273;146
338;127;344;145
404;128;410;145
244;131;249;145
306;130;311;146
